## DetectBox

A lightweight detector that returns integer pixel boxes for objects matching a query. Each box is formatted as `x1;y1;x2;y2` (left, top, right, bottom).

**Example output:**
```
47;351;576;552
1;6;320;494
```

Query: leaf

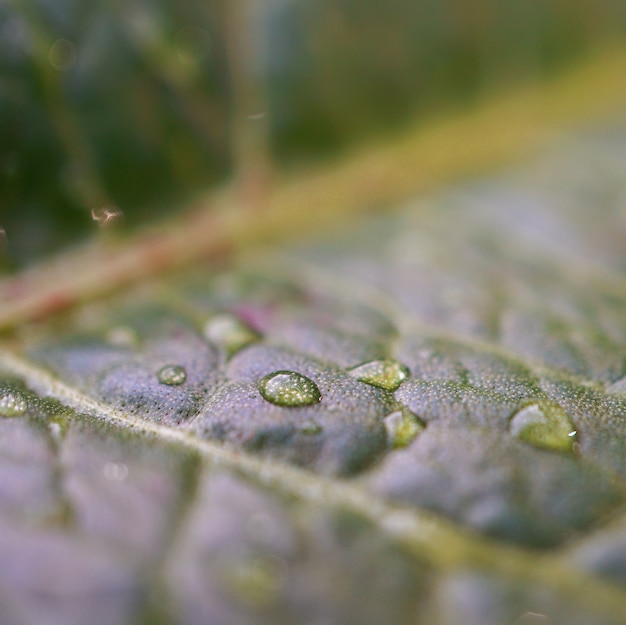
2;120;626;625
3;3;626;624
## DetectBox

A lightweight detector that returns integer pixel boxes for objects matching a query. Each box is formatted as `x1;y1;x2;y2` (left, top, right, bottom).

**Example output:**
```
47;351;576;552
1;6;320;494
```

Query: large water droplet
348;359;409;391
0;388;28;417
259;371;321;407
384;408;424;448
300;420;322;435
510;402;577;453
203;313;259;356
157;365;187;386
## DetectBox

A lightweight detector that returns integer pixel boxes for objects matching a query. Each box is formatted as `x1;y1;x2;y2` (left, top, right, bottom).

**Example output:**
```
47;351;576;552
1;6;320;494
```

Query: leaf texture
2;123;626;624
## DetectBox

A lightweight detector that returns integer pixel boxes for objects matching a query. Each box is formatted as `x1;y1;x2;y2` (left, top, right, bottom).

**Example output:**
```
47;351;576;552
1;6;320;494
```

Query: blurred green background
1;0;625;267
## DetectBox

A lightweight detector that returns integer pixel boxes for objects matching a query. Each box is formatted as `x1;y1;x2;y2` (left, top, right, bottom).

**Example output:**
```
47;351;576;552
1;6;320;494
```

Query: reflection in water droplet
384;409;424;448
157;365;187;386
510;402;576;453
259;371;321;407
224;555;288;606
300;420;322;435
0;389;27;417
48;38;77;71
348;359;409;391
204;313;259;356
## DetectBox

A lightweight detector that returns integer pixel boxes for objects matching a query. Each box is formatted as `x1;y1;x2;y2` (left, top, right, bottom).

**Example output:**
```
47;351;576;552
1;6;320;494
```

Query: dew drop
223;555;288;606
203;313;259;356
348;359;409;391
384;409;424;448
510;402;577;453
0;388;28;417
48;38;77;71
49;422;63;441
259;371;321;407
106;325;138;348
103;462;129;481
300;420;322;435
157;365;187;386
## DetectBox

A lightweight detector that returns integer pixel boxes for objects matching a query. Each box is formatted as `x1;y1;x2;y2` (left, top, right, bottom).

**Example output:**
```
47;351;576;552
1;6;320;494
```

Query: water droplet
348;359;409;391
384;409;424;448
300;420;322;435
103;462;129;481
0;388;28;417
510;402;577;453
106;325;138;348
157;365;187;386
203;313;259;356
259;371;321;407
224;555;288;606
49;422;63;441
48;38;77;71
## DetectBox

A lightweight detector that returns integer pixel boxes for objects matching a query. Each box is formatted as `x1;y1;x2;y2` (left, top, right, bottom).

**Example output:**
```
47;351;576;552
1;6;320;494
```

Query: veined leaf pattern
1;125;626;624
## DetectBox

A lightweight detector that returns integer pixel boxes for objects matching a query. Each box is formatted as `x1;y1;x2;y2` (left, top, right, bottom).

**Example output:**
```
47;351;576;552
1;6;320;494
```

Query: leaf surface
2;122;626;625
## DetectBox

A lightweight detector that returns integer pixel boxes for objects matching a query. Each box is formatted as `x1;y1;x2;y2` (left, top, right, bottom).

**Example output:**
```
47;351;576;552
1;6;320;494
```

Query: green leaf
2;122;626;624
3;2;626;624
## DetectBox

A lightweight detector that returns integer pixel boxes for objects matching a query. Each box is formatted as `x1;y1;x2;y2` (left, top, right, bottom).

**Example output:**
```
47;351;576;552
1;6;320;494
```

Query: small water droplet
259;371;321;407
384;409;424;448
510;402;577;453
300;420;322;435
157;365;187;386
203;313;259;356
224;555;288;606
0;388;28;417
348;359;409;391
103;462;129;481
48;38;77;71
106;325;138;348
49;422;62;438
